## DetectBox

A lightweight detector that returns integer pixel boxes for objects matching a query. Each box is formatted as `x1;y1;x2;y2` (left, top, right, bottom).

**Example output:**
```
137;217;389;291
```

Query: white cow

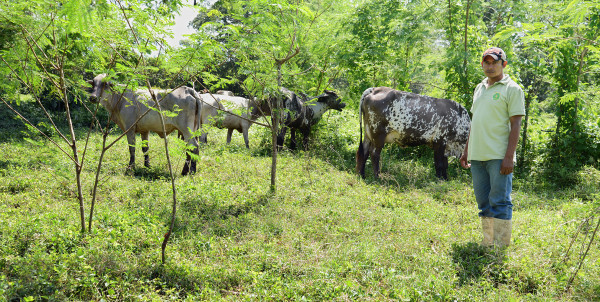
87;74;201;175
198;91;266;148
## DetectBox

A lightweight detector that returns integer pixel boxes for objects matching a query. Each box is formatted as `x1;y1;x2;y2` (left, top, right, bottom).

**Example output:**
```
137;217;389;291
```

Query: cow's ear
315;91;330;100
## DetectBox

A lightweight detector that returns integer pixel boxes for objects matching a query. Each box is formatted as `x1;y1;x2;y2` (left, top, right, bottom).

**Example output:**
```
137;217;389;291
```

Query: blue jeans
470;160;513;220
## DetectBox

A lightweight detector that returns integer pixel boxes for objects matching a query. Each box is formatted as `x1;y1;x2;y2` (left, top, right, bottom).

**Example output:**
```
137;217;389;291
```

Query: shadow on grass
450;242;509;286
175;192;273;237
0;159;41;174
129;166;173;181
0;160;12;171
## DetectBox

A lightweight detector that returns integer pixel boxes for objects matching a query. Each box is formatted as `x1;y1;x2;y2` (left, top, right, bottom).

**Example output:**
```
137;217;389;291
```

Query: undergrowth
0;102;599;301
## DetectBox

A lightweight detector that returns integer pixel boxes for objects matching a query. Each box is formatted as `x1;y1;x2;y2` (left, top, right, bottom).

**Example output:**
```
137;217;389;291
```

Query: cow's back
198;93;256;130
361;87;470;157
155;87;200;130
115;88;198;136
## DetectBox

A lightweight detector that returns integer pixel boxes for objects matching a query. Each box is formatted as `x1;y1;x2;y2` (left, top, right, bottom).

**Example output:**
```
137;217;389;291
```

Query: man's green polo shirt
468;74;525;161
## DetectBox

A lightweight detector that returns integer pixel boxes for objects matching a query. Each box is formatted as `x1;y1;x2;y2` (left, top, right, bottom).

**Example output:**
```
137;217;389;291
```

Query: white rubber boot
481;217;494;247
493;218;512;248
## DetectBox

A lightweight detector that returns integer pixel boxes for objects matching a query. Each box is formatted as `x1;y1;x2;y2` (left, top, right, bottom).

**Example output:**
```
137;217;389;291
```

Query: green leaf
60;0;93;34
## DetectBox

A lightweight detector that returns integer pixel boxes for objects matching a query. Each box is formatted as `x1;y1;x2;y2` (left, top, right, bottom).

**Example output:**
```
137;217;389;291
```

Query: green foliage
489;0;600;184
335;0;439;99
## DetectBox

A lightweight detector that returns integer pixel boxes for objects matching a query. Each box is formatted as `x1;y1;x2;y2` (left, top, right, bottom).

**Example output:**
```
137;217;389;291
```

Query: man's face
481;56;506;79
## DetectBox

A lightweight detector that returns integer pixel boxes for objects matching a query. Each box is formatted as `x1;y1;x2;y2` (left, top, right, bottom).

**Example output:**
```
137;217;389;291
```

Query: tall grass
1;102;599;300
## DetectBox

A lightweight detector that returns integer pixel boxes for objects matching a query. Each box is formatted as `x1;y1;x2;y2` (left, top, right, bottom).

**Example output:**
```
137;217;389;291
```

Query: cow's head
316;90;346;111
249;98;272;119
86;73;112;103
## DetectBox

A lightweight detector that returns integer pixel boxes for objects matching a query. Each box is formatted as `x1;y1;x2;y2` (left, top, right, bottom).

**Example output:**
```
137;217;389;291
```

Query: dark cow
356;87;470;180
87;74;201;175
276;87;346;150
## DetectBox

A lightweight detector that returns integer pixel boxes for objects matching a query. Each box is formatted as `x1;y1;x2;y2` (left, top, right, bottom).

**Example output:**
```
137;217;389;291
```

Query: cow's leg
191;144;198;174
198;125;208;144
277;127;287;150
185;144;198;175
181;131;199;176
301;127;310;151
182;153;191;175
371;145;383;179
289;128;297;150
356;139;371;178
433;142;449;180
126;130;136;171
226;128;234;145
242;125;250;149
141;132;150;168
189;134;199;174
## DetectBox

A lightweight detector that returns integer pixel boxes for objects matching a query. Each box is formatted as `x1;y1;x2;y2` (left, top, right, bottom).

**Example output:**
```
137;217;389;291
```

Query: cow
197;92;267;148
87;74;202;175
215;90;234;96
276;87;346;150
356;87;470;180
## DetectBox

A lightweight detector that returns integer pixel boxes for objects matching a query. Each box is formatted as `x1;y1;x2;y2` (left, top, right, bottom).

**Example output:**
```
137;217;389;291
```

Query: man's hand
500;157;514;175
500;115;523;175
460;152;470;169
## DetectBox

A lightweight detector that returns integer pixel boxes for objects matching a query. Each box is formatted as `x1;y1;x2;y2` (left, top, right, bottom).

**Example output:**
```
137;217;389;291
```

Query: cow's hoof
125;166;135;176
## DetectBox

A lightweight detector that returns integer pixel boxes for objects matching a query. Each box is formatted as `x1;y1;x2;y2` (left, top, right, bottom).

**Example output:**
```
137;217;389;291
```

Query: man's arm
500;115;523;175
460;134;470;169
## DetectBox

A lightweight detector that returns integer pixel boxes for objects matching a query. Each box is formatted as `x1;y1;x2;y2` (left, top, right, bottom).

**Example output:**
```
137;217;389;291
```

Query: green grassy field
1;103;599;301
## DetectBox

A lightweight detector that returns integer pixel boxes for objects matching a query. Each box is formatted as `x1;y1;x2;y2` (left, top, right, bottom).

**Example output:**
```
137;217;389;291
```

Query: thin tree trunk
462;0;471;97
447;0;454;45
271;110;278;192
270;33;299;192
565;216;600;292
271;64;284;192
88;132;108;232
519;94;531;170
573;47;588;132
60;66;87;233
151;88;179;264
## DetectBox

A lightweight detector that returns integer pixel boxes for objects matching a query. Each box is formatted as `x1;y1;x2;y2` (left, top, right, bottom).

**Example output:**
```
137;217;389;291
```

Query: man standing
460;47;526;248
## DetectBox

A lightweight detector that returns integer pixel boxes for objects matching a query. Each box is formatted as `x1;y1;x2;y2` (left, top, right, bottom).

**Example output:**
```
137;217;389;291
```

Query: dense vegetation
1;0;599;300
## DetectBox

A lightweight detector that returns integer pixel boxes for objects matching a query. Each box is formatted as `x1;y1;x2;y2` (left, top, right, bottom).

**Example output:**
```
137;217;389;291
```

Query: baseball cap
482;47;507;62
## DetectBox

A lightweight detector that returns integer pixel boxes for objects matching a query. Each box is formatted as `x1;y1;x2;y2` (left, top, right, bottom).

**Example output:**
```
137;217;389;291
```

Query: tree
190;0;336;191
336;0;439;99
497;0;600;183
0;0;201;264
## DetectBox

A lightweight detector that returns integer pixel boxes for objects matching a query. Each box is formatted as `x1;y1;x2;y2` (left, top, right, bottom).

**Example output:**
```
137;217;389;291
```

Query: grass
1;102;599;301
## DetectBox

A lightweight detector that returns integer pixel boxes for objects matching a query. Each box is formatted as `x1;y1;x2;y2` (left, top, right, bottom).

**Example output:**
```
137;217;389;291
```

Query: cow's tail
358;88;373;151
192;89;202;133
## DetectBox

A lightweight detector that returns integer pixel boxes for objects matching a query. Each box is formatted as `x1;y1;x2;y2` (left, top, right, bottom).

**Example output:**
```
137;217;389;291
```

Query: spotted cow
276;87;346;150
356;87;470;180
